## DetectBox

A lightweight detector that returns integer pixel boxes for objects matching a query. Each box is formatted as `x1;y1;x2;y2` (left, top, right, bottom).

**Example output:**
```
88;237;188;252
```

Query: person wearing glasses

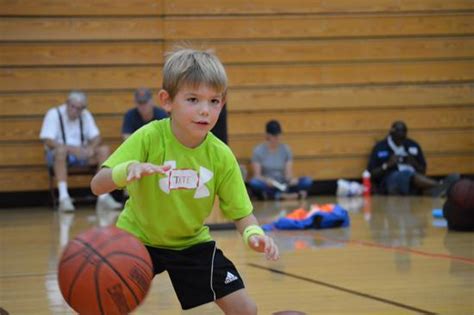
39;90;121;211
121;88;168;140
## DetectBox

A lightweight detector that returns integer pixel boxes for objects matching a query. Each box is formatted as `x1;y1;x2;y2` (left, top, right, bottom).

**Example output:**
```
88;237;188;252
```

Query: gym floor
1;195;472;314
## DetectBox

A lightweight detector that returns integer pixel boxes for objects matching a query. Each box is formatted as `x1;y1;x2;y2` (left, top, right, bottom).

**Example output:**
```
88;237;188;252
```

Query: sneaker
96;194;122;210
58;197;75;212
428;173;461;197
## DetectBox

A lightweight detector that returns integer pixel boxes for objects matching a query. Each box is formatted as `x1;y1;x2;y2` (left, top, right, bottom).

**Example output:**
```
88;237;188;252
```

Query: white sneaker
96;194;122;210
58;197;75;212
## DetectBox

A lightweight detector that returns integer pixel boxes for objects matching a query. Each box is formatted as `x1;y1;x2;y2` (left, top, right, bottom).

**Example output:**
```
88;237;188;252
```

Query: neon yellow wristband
243;225;265;247
112;160;138;188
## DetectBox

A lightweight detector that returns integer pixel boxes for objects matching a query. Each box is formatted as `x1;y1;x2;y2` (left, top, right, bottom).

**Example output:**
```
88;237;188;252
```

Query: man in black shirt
121;88;168;140
367;121;458;196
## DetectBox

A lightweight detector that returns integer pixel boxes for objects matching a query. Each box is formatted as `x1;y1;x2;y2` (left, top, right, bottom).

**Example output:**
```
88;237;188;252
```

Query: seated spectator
121;88;168;140
367;121;459;196
39;91;122;211
249;120;312;200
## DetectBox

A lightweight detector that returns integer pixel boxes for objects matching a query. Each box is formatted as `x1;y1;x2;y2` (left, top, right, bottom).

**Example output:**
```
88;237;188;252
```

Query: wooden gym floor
0;195;472;315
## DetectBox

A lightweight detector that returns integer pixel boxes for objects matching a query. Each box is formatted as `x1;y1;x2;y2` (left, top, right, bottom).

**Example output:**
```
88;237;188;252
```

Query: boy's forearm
91;168;117;196
234;213;260;235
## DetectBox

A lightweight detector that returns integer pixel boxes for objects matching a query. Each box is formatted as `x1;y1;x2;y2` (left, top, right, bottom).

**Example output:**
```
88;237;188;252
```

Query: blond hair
162;48;227;99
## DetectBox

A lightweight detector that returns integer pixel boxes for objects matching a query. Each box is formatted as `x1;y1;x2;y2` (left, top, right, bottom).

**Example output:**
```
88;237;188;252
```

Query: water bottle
362;170;371;196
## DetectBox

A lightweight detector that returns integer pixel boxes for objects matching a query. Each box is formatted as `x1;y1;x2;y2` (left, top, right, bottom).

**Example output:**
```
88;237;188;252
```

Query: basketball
58;226;154;315
448;179;474;210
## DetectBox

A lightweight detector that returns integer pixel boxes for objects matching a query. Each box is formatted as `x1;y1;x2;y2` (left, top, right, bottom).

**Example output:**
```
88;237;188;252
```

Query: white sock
58;181;70;201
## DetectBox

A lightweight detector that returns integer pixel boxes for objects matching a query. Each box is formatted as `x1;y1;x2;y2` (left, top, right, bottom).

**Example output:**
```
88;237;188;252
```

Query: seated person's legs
385;170;414;195
248;178;270;200
49;146;75;211
93;144;110;166
249;178;276;199
90;144;122;210
287;176;312;199
414;173;461;197
412;173;439;190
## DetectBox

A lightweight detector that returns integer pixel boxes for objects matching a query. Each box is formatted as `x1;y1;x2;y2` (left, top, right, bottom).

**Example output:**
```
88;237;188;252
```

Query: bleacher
1;0;473;195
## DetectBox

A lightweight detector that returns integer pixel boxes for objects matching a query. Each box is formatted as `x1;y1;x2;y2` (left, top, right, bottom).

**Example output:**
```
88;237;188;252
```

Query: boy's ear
158;89;172;111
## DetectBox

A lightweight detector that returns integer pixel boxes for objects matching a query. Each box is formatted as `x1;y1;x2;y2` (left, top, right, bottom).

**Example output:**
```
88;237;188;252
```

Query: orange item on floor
286;208;308;220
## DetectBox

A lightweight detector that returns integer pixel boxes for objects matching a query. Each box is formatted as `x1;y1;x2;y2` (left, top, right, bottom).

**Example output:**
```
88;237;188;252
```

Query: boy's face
159;84;225;147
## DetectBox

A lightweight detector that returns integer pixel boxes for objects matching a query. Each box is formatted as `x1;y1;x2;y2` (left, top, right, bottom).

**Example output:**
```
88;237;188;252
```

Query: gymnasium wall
0;0;473;192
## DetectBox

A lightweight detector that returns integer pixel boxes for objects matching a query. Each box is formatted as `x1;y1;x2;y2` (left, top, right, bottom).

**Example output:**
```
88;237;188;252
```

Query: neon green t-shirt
103;118;253;250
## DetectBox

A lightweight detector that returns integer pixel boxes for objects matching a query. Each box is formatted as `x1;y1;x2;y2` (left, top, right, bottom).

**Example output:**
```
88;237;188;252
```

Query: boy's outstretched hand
248;234;280;261
127;163;171;183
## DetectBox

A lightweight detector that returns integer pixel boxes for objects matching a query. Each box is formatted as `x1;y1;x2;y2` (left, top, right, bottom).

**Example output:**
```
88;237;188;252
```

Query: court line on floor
0;272;51;279
248;263;437;315
315;235;474;265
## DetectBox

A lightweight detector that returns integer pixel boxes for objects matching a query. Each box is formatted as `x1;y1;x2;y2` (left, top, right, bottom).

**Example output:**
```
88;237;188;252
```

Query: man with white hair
40;91;121;211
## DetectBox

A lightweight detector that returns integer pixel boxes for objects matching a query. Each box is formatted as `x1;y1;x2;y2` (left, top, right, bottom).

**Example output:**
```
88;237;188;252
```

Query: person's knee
299;176;313;189
53;146;68;161
240;299;257;315
228;298;257;315
96;145;110;160
249;178;265;191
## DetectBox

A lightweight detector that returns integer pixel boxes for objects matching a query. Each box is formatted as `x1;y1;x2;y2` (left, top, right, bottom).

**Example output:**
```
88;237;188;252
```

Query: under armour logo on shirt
159;161;213;198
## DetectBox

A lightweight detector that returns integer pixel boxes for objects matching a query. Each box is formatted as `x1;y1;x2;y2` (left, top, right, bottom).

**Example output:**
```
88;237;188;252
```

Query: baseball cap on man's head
134;88;153;104
266;120;282;135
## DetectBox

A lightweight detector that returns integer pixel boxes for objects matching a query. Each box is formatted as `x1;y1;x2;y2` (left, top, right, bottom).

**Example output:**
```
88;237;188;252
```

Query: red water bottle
362;170;371;196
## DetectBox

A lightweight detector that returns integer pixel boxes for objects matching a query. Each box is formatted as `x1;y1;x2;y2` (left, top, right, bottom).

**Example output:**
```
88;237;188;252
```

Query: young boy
90;48;279;314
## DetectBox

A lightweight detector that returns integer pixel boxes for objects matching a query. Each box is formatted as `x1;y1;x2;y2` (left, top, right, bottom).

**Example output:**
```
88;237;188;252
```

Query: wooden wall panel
0;42;163;66
2;61;472;92
226;84;474;112
2;153;472;192
164;15;474;40
164;0;474;15
0;18;163;41
1;1;473;193
1;84;472;117
1;107;471;142
0;142;121;167
227;107;474;135
2;130;471;167
0;116;121;141
0;0;163;16
290;154;474;179
4;37;471;67
0;168;95;192
0;66;161;92
227;61;474;88
0;92;146;117
173;38;474;64
230;130;474;159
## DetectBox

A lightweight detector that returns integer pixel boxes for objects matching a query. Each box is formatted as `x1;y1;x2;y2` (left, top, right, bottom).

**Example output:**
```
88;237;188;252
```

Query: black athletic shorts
146;241;245;310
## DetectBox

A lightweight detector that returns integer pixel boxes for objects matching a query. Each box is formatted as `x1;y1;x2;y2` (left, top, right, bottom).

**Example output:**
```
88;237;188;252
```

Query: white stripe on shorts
209;242;217;301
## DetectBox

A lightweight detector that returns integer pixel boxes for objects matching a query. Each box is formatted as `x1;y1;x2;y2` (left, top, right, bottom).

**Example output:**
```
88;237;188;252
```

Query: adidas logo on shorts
224;271;238;284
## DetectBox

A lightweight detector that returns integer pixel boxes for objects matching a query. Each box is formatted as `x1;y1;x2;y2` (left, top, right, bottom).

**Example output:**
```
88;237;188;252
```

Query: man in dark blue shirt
121;88;168;140
367;121;458;196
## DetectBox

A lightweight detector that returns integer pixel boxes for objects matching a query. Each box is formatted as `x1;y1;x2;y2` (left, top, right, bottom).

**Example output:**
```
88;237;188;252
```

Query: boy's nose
199;102;210;116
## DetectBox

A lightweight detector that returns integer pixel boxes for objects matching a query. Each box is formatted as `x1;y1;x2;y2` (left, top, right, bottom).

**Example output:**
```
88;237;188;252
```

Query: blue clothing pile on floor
262;204;350;231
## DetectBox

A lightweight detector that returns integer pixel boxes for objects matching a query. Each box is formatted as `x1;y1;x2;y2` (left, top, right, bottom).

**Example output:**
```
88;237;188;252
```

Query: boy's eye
187;97;198;103
211;99;221;105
